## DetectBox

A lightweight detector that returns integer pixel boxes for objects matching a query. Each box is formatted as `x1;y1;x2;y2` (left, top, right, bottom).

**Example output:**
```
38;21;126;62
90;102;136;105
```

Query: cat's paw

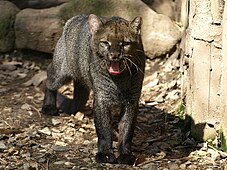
95;153;116;164
117;154;136;165
41;105;59;116
59;100;77;115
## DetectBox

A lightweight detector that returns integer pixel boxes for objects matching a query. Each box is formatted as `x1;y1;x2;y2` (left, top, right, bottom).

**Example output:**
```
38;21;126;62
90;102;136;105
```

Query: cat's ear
130;16;142;34
88;14;102;34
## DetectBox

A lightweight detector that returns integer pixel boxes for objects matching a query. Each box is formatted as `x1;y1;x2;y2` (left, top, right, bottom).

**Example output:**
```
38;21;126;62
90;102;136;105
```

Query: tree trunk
182;0;227;149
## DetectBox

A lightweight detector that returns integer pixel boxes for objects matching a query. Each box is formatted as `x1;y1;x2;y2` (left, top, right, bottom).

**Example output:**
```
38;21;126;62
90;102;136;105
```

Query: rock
192;123;216;142
15;4;65;53
125;1;181;58
60;0;182;58
0;141;7;150
0;1;20;52
203;124;217;141
142;162;156;170
188;164;197;170
143;0;175;20
219;150;227;158
168;162;179;170
179;163;186;169
8;0;69;9
207;148;220;161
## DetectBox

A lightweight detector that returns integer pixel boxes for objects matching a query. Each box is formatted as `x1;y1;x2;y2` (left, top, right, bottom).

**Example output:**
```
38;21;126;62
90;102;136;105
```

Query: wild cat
42;14;145;165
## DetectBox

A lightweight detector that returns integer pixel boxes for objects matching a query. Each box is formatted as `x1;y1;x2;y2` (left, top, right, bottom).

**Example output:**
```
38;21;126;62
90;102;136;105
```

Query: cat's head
89;14;144;76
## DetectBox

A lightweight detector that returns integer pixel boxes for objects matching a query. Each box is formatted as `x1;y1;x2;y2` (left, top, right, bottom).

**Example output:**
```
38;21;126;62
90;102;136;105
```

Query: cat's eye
123;42;131;46
121;42;131;49
100;41;110;48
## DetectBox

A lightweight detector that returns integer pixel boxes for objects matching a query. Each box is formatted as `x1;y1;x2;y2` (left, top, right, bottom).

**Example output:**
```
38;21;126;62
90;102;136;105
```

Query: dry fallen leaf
74;112;84;121
23;71;47;87
38;127;51;136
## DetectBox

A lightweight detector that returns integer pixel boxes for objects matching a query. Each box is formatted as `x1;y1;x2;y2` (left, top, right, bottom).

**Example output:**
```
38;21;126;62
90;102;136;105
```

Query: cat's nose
110;52;121;61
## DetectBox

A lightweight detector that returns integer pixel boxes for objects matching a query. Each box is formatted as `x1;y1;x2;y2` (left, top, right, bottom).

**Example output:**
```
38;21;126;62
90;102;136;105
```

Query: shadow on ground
0;51;198;169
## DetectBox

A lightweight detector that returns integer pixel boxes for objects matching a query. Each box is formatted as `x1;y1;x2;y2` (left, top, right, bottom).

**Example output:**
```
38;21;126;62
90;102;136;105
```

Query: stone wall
0;0;181;57
8;0;68;9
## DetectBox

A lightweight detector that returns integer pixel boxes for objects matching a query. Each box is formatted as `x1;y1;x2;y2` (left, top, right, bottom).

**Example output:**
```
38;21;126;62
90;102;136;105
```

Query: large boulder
0;1;20;52
60;0;182;58
7;0;69;9
142;0;175;20
15;4;65;54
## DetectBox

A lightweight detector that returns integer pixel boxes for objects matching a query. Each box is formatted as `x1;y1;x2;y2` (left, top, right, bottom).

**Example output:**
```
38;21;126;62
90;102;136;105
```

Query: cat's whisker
135;49;144;53
121;60;127;72
123;60;132;77
124;57;144;75
124;57;138;72
134;56;142;65
124;54;133;58
124;54;142;66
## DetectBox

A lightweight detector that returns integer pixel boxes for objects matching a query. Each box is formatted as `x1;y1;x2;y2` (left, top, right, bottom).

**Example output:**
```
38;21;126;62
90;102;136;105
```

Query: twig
46;159;49;170
30;104;42;117
143;135;166;143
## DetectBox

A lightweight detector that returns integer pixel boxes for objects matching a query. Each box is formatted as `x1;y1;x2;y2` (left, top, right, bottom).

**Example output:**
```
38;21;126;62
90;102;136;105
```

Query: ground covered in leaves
1;51;227;169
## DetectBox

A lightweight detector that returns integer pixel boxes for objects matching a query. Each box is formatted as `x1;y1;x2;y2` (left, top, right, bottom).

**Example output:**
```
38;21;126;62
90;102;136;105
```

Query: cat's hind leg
42;62;70;116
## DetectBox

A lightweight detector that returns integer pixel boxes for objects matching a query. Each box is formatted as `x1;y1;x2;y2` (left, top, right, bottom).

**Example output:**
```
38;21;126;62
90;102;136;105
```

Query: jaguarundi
41;14;145;165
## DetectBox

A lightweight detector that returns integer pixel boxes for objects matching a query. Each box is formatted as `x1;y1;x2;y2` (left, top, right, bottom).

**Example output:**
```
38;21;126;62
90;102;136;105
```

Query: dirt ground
0;51;227;170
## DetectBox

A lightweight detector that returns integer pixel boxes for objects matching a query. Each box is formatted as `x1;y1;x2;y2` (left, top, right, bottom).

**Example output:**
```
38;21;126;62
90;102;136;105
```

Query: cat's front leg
93;96;116;164
117;102;138;165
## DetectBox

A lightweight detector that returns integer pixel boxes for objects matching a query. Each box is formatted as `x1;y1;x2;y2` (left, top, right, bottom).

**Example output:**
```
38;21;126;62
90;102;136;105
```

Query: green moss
59;0;113;23
175;102;185;120
220;129;227;151
0;16;11;39
0;15;16;52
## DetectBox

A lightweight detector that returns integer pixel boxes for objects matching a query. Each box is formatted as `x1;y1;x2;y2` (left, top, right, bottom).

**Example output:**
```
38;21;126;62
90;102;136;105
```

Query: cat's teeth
108;61;121;75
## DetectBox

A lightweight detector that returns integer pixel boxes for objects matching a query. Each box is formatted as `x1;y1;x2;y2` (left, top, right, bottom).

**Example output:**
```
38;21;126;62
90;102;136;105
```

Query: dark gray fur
42;14;145;165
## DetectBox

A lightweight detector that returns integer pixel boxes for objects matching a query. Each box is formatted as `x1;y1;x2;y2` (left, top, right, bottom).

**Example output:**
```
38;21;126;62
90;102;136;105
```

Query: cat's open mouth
108;61;125;75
